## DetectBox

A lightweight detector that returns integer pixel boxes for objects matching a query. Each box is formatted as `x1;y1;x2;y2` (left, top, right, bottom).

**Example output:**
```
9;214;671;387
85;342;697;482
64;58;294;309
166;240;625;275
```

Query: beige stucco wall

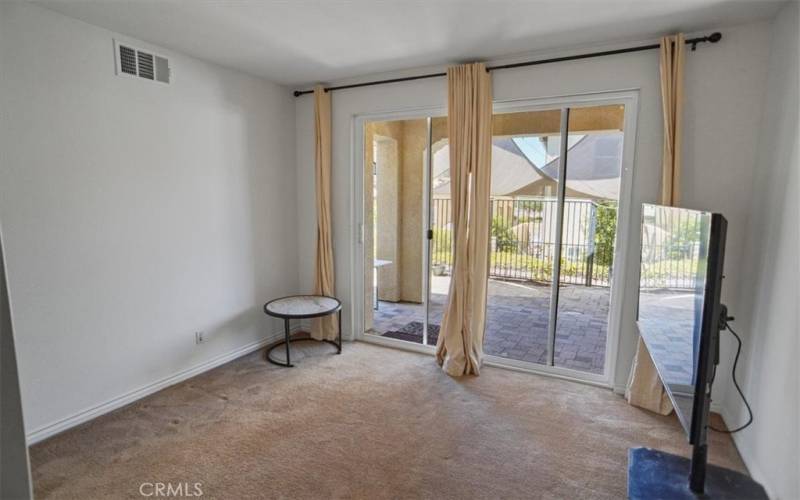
492;105;624;136
400;119;426;303
364;121;405;319
364;119;428;314
375;135;401;301
364;121;403;328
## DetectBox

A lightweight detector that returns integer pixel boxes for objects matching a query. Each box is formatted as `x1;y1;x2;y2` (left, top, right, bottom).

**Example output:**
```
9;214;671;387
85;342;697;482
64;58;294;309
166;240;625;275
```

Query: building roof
433;133;623;200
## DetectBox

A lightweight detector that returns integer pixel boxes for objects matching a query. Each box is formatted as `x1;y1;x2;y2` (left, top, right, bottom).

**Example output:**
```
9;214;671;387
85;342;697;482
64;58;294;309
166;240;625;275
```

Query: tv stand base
627;447;767;499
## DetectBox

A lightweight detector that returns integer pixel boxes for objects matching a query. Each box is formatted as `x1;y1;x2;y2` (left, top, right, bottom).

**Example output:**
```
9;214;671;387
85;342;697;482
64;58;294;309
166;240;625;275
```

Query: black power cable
709;321;753;433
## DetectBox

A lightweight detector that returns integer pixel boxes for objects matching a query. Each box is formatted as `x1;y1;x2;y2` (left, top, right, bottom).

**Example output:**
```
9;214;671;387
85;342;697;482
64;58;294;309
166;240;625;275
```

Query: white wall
723;3;799;499
295;21;771;397
0;2;298;441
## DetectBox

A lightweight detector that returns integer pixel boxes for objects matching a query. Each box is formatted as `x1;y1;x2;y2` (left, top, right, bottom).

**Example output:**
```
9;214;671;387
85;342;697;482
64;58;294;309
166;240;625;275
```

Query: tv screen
636;204;726;441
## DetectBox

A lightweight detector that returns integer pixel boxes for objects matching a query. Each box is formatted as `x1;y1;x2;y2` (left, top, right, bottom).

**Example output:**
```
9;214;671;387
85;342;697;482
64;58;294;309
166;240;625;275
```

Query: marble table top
264;295;341;318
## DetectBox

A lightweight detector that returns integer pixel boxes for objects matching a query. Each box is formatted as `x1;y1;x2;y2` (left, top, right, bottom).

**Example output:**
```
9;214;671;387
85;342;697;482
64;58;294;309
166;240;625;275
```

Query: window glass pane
553;105;625;374
427;116;449;345
365;118;429;343
480;110;563;364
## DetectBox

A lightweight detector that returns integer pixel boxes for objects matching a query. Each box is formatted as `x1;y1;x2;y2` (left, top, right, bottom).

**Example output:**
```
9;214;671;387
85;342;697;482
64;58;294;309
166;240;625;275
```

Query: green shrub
491;217;516;252
594;202;618;268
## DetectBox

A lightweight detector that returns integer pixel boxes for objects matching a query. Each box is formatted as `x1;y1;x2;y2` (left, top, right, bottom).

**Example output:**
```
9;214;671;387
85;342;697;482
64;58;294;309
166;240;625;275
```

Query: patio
370;278;609;374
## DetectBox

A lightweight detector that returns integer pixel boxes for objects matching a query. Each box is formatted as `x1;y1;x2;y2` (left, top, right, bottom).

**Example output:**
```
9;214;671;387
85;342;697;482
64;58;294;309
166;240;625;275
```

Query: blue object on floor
627;447;767;499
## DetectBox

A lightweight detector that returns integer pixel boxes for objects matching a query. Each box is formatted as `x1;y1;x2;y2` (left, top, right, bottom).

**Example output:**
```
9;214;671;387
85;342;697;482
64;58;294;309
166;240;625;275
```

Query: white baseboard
26;326;300;445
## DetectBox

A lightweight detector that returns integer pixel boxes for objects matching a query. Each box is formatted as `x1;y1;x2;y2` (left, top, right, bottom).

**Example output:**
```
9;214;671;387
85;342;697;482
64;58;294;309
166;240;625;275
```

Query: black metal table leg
265;318;295;367
284;318;292;367
337;310;342;354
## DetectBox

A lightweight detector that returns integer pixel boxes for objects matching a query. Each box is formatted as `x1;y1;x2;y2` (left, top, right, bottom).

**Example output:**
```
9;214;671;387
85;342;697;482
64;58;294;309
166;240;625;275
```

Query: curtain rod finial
293;90;302;97
690;32;721;51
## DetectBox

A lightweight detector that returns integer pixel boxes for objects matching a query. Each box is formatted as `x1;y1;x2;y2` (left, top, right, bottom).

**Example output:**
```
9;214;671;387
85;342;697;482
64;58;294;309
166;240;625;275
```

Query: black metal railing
431;198;701;289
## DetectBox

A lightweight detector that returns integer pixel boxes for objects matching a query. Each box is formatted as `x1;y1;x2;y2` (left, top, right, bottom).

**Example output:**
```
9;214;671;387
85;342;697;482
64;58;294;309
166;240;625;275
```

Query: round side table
263;295;342;367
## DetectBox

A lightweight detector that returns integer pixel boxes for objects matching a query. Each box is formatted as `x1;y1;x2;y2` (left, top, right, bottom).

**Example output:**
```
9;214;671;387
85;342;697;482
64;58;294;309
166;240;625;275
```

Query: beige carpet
30;341;747;499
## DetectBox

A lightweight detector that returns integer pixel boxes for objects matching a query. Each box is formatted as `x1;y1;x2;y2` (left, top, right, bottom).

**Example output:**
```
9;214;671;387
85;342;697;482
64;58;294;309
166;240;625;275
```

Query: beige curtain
626;34;685;415
311;85;337;341
659;33;685;206
435;63;493;376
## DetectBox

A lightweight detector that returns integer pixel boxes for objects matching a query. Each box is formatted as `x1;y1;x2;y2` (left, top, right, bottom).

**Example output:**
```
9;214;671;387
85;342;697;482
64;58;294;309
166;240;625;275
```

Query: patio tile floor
370;279;609;374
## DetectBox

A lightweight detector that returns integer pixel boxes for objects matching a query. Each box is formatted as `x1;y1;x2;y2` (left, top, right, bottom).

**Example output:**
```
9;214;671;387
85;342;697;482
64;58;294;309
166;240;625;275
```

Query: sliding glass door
361;97;631;379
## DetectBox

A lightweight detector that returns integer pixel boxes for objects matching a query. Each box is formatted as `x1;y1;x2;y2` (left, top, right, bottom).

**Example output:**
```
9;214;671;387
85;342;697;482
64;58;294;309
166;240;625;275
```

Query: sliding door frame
422;117;434;347
351;90;639;388
546;107;571;367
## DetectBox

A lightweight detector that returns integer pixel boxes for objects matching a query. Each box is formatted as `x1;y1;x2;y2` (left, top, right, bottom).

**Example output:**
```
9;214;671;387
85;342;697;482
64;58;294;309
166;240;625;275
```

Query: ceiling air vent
114;40;170;84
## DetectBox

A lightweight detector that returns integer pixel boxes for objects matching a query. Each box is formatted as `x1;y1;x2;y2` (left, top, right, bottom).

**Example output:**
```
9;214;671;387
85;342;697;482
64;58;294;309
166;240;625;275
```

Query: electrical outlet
195;331;205;344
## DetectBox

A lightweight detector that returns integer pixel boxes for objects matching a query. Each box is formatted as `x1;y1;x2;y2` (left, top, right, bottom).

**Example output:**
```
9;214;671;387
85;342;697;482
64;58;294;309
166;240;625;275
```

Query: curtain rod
293;32;721;97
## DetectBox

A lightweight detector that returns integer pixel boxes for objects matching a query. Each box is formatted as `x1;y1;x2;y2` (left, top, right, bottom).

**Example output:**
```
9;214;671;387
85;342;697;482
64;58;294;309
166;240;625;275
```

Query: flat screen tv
628;204;767;500
636;203;725;446
629;204;766;498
